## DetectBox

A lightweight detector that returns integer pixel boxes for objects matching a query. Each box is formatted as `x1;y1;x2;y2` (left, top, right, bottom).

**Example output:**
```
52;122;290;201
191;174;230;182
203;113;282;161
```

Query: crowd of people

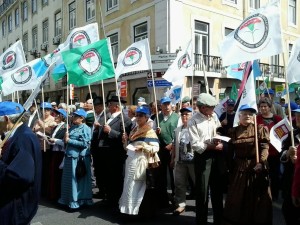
1;88;300;224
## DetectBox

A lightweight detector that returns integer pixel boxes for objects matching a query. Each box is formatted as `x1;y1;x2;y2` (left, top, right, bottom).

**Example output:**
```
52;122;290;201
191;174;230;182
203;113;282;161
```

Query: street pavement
31;189;286;225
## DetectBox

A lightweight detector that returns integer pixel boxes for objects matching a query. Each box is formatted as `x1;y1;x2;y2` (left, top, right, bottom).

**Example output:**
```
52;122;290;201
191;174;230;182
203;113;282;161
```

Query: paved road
31;189;285;225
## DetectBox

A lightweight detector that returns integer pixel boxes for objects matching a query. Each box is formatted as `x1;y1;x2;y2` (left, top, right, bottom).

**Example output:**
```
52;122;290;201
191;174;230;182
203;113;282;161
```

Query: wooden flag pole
41;87;46;152
88;85;97;122
101;81;107;123
254;115;260;164
282;53;295;147
114;79;126;134
146;41;160;128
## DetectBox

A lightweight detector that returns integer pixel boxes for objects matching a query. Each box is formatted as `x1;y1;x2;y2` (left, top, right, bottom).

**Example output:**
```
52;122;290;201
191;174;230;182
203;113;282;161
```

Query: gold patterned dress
223;123;272;225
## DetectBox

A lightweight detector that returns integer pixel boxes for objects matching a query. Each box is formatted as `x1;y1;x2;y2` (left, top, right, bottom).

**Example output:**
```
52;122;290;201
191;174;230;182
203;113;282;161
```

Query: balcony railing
0;0;17;16
194;53;285;79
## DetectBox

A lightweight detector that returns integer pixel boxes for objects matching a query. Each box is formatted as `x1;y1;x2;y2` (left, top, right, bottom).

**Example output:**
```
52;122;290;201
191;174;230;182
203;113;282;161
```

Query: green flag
230;83;238;100
61;39;115;86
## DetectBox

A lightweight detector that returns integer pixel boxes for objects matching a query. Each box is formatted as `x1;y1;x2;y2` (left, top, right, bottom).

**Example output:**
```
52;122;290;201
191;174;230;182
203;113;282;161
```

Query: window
15;8;19;27
134;22;147;42
23;1;28;21
8;14;12;32
55;11;61;36
195;21;209;67
108;33;118;62
107;0;118;11
270;55;279;74
32;0;37;13
225;27;234;36
43;19;48;43
86;0;95;21
225;0;237;4
289;0;296;25
32;27;38;49
2;20;6;37
289;43;293;57
69;1;76;30
23;33;28;52
249;0;260;9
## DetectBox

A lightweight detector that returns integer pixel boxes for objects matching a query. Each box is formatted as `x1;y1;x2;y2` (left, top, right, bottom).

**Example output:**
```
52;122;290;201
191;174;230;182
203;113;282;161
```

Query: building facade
0;0;299;104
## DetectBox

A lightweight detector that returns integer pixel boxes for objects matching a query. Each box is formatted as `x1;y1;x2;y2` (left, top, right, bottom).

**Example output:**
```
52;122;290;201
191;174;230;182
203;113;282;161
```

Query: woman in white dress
119;105;160;215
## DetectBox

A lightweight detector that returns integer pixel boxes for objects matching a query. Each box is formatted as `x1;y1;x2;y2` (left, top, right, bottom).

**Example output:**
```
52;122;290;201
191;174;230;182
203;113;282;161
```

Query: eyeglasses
135;113;145;118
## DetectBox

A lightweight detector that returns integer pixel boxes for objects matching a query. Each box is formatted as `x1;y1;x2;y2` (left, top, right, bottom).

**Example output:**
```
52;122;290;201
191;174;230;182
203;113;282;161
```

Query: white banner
270;117;291;152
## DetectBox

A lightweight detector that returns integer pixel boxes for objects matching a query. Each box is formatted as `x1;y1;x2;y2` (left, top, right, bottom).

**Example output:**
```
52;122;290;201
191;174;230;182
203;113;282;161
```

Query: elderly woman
223;104;272;225
119;105;159;215
58;109;93;210
47;109;68;201
256;97;282;200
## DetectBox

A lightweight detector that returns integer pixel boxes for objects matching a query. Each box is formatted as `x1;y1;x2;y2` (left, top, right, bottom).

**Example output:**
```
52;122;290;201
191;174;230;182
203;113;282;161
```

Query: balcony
0;0;17;16
193;53;285;79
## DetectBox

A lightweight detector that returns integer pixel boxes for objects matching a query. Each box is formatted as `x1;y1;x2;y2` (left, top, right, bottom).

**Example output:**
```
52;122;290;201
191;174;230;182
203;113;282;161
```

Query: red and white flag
270;117;291;152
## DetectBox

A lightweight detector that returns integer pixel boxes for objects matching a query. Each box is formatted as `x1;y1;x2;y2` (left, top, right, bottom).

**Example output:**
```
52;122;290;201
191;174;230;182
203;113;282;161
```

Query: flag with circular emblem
61;38;115;86
0;40;26;77
220;0;283;66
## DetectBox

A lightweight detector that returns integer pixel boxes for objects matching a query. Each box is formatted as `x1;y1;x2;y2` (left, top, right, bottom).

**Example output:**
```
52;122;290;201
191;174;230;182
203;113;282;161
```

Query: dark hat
239;104;257;113
107;95;127;104
263;89;275;95
0;101;24;116
227;99;235;106
136;105;150;116
53;108;67;119
160;96;171;104
40;102;52;109
73;108;87;118
182;96;191;104
180;107;192;113
93;96;103;106
197;93;218;106
285;102;299;110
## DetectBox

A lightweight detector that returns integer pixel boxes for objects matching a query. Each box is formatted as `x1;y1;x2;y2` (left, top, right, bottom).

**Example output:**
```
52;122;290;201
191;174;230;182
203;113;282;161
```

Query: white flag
0;40;26;76
287;38;300;84
2;59;42;96
115;38;151;80
214;97;229;118
164;85;183;105
162;40;193;84
233;63;258;127
270;117;291;152
219;1;283;66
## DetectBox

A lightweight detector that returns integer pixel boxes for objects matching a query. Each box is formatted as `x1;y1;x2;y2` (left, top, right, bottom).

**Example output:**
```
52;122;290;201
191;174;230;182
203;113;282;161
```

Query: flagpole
201;54;209;94
16;91;19;103
101;81;107;123
114;79;126;134
147;41;160;128
41;87;46;152
282;53;295;147
254;115;259;164
88;84;97;122
66;74;69;133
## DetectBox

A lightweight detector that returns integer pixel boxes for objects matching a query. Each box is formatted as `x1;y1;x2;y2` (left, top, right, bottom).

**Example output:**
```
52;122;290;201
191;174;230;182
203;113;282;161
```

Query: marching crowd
1;88;300;225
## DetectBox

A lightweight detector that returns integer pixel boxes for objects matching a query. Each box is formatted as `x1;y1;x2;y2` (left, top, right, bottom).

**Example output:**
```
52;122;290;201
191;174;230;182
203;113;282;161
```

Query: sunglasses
135;113;145;118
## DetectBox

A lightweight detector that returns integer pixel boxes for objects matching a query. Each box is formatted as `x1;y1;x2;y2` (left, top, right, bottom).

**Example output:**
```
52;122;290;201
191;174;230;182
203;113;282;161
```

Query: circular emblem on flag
122;47;142;66
169;93;175;99
69;31;91;49
79;48;101;76
12;66;33;85
234;13;269;50
178;53;192;69
2;51;16;70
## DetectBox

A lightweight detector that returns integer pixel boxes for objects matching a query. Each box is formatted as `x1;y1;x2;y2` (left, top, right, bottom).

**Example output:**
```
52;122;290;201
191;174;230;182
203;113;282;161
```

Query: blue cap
160;96;171;104
227;99;235;105
0;101;24;116
180;107;192;113
40;102;52;109
263;89;275;95
239;104;257;113
73;109;87;118
53;108;67;119
285;102;299;110
136;105;150;116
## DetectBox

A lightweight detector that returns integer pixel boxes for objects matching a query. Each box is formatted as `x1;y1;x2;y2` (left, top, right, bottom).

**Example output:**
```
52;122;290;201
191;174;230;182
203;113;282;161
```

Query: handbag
146;152;160;189
76;155;86;179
